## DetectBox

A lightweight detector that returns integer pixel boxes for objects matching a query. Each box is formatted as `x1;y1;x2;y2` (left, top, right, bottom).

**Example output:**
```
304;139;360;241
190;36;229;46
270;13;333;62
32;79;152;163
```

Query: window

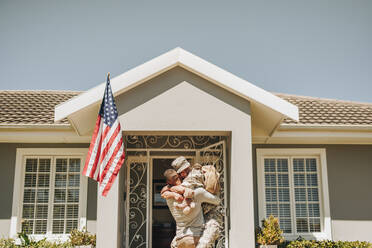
257;149;332;240
11;149;88;238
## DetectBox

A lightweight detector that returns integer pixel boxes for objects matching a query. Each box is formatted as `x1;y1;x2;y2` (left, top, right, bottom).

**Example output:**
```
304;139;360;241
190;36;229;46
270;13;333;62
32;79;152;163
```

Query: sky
0;0;371;102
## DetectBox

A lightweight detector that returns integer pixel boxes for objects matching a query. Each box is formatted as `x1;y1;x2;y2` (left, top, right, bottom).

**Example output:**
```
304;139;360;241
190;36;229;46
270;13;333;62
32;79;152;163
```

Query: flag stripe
82;116;102;177
100;144;125;196
98;124;111;162
98;124;122;183
88;122;104;179
98;121;120;170
90;132;103;179
99;136;123;189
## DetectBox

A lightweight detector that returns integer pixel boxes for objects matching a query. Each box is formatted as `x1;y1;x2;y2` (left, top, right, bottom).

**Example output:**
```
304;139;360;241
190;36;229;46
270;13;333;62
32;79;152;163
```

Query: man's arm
160;185;171;195
194;188;220;205
162;191;184;202
169;185;186;195
161;185;184;202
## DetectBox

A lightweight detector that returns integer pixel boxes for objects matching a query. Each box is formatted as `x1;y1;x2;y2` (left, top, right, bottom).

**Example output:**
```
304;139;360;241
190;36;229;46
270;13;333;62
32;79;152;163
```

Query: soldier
162;168;220;248
170;156;223;248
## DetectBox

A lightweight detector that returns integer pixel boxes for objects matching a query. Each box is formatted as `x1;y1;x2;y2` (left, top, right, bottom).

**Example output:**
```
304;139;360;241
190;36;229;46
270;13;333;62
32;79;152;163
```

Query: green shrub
0;235;72;248
0;228;96;247
69;228;96;247
257;215;284;245
18;231;46;247
28;239;73;248
287;240;372;248
0;228;96;248
0;238;17;248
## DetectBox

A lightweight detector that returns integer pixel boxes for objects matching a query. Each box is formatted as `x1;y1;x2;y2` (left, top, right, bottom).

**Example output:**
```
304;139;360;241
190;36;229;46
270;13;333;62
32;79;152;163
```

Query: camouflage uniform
170;157;223;248
171;236;177;248
169;206;222;248
182;165;223;248
167;191;221;248
196;203;224;248
182;164;204;189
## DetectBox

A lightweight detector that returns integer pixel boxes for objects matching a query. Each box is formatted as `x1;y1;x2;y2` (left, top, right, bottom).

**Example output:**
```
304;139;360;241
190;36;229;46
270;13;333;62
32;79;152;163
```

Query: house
1;48;371;247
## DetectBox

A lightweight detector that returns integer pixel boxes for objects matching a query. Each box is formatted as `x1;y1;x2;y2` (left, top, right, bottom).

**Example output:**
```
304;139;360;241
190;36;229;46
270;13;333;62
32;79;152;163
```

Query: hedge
285;240;372;248
0;228;95;248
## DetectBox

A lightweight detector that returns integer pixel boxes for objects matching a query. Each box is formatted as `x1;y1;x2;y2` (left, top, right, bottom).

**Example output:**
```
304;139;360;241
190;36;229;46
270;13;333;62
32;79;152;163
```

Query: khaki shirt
166;188;220;239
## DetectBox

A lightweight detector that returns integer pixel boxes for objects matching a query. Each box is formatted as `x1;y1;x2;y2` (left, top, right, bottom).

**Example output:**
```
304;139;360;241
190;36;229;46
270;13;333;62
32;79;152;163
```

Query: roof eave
0;123;72;130
279;123;372;132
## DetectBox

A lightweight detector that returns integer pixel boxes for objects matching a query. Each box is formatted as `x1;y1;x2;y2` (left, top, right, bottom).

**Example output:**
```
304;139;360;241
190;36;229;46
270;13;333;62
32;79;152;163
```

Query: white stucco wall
0;219;10;237
332;220;372;242
96;175;120;247
96;67;255;247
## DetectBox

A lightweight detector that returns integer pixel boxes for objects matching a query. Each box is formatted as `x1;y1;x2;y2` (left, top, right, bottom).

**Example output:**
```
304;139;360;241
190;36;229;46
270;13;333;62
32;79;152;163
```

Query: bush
0;238;17;248
257;215;284;245
287;240;372;248
27;239;73;248
69;228;96;247
0;236;72;248
0;228;96;248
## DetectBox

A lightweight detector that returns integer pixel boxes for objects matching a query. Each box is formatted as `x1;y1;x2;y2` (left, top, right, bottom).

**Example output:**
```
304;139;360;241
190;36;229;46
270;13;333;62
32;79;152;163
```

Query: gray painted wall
0;143;96;237
1;142;371;240
253;144;372;241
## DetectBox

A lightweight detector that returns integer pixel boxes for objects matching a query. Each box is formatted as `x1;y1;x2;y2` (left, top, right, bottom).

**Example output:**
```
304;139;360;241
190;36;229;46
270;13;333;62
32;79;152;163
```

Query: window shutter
22;158;51;234
264;158;292;233
293;158;321;233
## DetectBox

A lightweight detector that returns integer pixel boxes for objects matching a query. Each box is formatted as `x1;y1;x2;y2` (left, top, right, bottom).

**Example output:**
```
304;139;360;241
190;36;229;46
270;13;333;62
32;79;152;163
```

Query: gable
117;68;251;131
71;67;251;134
55;48;298;136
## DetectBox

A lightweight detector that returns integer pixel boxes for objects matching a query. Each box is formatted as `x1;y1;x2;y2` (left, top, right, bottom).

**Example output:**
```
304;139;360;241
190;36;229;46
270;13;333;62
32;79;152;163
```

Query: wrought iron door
197;140;229;248
124;136;228;248
126;157;149;248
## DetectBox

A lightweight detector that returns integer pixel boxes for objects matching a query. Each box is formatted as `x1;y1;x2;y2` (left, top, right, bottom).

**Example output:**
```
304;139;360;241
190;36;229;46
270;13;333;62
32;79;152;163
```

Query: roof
1;90;371;127
278;93;372;126
54;48;299;124
0;90;80;125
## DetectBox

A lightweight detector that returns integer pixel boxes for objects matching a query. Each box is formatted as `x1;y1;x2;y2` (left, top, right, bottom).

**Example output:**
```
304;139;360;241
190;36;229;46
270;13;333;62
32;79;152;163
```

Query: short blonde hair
163;168;177;180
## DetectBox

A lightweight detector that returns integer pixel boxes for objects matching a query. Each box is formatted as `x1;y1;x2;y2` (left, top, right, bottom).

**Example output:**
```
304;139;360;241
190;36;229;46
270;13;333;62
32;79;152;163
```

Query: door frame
125;154;197;248
124;137;229;248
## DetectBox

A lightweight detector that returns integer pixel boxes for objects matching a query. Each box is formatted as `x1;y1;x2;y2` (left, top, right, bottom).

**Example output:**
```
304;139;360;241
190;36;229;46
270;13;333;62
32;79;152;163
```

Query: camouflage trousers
196;204;223;248
170;204;223;248
171;236;177;248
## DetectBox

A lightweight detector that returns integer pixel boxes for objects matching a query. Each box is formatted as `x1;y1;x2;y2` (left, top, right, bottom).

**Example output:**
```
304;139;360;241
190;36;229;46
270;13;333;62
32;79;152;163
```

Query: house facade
0;48;371;247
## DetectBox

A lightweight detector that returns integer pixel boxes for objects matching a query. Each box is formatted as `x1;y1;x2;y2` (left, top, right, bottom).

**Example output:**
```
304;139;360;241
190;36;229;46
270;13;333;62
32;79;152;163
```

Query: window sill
14;234;70;244
283;232;331;241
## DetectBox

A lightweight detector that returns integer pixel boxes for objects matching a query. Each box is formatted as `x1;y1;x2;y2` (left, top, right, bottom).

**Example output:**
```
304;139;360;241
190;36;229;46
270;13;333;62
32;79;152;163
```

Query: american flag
82;74;125;196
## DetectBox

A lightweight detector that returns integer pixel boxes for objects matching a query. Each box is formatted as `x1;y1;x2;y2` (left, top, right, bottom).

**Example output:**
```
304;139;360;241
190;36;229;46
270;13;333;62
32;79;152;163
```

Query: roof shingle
0;90;80;125
0;90;371;126
277;93;372;125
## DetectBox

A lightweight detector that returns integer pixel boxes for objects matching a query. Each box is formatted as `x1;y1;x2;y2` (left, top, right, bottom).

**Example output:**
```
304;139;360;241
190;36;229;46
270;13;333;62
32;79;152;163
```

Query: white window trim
10;148;89;240
256;148;332;240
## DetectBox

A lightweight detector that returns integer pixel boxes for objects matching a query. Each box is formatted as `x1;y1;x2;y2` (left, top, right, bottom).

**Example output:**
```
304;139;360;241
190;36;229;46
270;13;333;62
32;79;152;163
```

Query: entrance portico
55;48;298;247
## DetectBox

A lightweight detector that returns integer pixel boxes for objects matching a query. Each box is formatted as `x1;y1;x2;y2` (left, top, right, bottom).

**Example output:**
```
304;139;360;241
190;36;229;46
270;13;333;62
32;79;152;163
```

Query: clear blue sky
0;0;371;102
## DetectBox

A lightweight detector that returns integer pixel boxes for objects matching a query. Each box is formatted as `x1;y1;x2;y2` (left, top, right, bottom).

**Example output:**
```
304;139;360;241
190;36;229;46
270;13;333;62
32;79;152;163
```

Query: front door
124;136;229;248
